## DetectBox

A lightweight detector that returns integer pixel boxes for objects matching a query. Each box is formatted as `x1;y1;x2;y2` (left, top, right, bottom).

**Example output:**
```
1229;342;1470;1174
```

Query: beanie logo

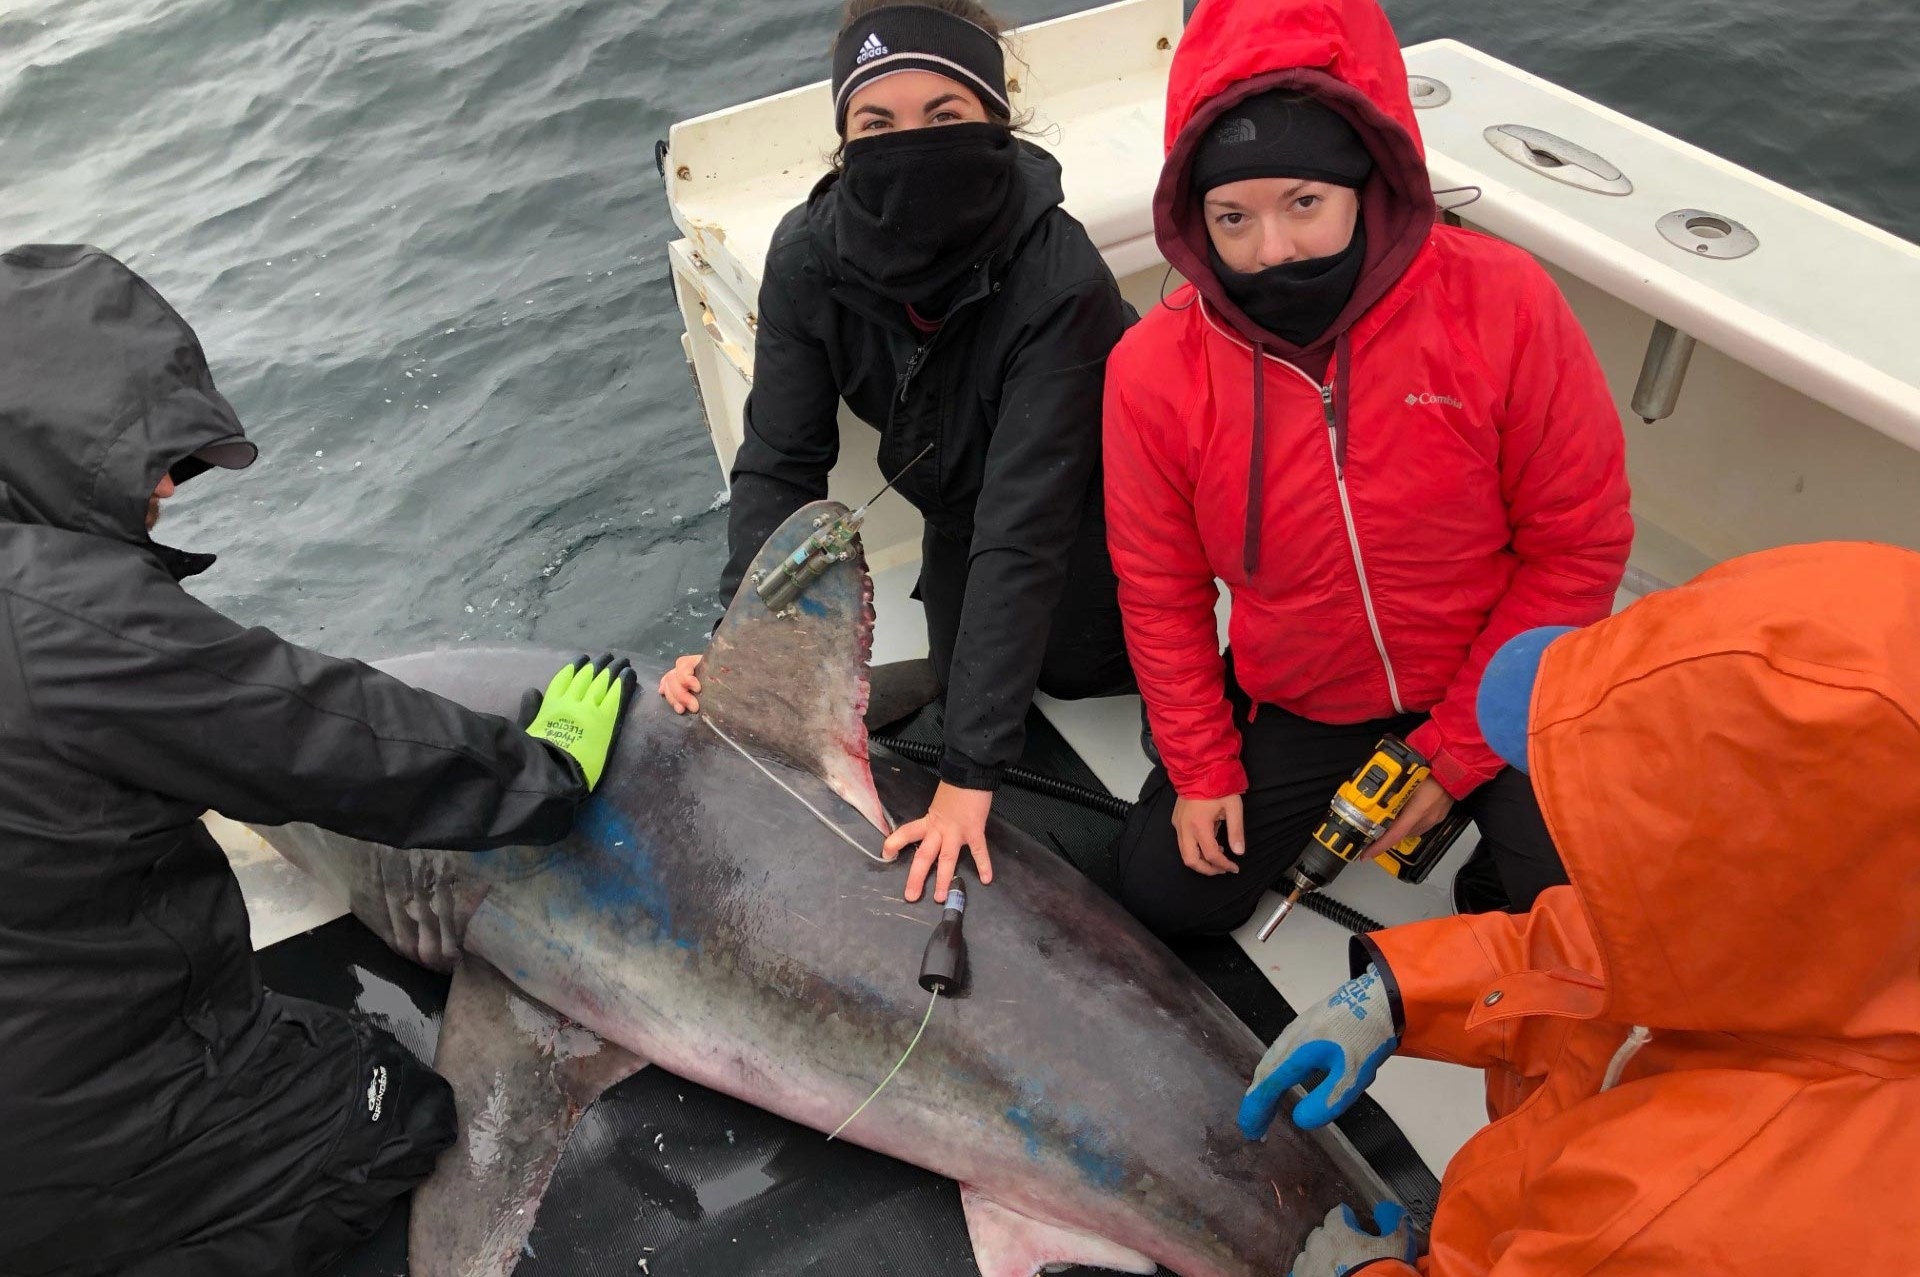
1213;117;1257;145
856;32;889;65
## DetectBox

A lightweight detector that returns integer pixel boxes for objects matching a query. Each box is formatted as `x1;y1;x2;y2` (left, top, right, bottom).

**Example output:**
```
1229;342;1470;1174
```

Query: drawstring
1600;1025;1652;1092
1433;184;1484;213
1241;333;1349;577
1243;344;1268;576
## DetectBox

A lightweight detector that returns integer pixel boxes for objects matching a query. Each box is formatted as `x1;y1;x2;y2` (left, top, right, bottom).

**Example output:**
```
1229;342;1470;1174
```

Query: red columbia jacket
1104;0;1632;800
1360;542;1920;1273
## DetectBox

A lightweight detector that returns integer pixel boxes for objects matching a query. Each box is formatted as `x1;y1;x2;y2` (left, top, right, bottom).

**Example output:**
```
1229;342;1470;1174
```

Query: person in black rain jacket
659;0;1136;907
0;244;634;1276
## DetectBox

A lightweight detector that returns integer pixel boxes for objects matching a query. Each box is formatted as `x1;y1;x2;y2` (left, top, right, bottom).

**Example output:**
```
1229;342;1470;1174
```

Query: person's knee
1115;871;1192;939
1035;668;1103;702
1114;835;1225;940
286;1033;458;1273
1114;798;1191;936
367;1044;458;1183
1116;872;1257;939
1465;767;1567;911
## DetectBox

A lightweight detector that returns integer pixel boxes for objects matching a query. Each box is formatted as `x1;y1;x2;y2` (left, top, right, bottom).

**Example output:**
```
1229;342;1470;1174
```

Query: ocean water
2;0;1914;663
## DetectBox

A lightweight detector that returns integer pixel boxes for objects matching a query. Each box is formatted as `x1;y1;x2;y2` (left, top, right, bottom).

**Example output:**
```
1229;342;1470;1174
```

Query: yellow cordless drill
1256;735;1470;940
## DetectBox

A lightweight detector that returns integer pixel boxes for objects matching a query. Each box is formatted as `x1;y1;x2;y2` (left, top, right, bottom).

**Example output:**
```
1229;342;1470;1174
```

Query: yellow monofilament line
828;986;940;1142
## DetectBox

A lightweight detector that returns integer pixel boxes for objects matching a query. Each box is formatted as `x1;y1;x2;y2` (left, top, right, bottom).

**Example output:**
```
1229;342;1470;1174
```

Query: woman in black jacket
661;0;1134;905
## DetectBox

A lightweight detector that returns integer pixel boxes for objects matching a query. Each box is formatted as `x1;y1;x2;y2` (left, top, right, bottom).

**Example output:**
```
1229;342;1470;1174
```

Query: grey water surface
2;0;1913;662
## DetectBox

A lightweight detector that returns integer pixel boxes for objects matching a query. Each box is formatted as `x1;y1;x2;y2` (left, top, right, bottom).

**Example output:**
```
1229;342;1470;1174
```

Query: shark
254;500;1391;1277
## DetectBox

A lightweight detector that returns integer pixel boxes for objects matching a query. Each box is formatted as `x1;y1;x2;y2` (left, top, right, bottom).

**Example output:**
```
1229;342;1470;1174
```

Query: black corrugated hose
871;734;1388;935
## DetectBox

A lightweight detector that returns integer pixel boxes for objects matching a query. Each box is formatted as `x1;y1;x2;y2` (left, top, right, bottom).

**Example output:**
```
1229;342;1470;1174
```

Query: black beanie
1190;90;1374;195
832;6;1011;136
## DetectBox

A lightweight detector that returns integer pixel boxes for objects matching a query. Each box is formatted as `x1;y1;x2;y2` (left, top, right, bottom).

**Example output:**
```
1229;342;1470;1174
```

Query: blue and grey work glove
1240;964;1399;1137
1291;1202;1416;1277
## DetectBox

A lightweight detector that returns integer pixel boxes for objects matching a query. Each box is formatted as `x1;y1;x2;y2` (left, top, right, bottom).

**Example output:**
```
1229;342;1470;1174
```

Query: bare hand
657;653;702;714
1172;793;1246;876
882;782;995;904
1369;779;1454;856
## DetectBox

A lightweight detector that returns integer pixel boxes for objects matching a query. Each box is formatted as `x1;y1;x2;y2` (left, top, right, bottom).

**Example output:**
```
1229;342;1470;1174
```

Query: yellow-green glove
525;655;637;791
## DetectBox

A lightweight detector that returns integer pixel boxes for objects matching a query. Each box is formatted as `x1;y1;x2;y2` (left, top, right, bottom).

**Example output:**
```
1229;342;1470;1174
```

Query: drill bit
1256;881;1310;942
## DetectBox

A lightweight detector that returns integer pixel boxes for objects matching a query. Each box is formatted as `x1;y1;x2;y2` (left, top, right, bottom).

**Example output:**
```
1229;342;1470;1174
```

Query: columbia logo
856;33;888;64
1406;391;1465;410
1213;117;1257;145
366;1065;388;1122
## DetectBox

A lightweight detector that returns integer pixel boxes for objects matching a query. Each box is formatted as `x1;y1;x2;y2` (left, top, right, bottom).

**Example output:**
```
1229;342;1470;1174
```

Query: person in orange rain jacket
1239;540;1920;1275
1103;0;1633;938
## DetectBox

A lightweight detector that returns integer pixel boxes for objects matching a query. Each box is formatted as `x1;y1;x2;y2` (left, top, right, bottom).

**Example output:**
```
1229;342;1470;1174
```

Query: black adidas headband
832;6;1012;136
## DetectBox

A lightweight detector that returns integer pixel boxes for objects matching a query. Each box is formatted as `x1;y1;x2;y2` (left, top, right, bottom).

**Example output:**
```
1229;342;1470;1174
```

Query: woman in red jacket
1104;0;1632;937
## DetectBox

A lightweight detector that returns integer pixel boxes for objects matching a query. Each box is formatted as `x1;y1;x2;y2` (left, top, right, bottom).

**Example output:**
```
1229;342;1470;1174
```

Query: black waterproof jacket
0;246;587;1248
722;142;1133;789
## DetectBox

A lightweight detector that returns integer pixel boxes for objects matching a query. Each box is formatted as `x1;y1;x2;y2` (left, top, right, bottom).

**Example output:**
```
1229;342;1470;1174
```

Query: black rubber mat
295;704;1438;1276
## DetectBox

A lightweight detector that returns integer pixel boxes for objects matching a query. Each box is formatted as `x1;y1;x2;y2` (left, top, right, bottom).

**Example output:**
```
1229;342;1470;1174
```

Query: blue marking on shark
1004;1103;1126;1191
564;801;698;951
1005;1105;1044;1161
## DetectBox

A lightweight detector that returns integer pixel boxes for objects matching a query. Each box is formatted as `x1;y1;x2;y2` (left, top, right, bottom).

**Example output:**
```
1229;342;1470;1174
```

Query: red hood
1154;0;1435;358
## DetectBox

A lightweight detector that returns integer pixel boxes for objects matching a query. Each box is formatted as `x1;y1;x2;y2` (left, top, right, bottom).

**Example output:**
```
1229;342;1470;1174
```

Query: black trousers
917;516;1135;703
14;995;456;1277
1114;659;1566;939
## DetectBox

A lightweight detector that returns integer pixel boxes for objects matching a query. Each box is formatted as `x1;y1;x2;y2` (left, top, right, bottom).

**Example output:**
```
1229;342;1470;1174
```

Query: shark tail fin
408;956;647;1277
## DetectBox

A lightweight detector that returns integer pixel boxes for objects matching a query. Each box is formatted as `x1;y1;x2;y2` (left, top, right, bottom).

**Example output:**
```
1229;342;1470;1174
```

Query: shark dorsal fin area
696;499;892;835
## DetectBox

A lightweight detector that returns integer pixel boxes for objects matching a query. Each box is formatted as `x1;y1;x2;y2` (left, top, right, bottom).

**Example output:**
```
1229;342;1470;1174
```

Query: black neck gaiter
833;122;1026;311
1213;220;1368;348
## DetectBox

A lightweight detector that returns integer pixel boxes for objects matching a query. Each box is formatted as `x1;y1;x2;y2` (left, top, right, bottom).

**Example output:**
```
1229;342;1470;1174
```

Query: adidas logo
1214;117;1257;145
856;32;888;64
1406;391;1466;409
366;1065;388;1122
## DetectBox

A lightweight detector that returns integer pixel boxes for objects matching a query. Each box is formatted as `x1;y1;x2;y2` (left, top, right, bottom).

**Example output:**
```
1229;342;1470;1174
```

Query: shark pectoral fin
409;956;647;1277
959;1187;1157;1277
696;499;894;837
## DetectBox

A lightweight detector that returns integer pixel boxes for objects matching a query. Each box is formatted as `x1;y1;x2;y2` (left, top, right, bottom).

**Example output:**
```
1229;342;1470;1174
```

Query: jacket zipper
1276;356;1405;714
1199;303;1405;712
897;263;994;406
898;339;935;404
887;269;988;451
887;329;945;470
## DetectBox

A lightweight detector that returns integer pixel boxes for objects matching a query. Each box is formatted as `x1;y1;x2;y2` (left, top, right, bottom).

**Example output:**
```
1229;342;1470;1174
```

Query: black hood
805;138;1068;306
0;245;256;577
